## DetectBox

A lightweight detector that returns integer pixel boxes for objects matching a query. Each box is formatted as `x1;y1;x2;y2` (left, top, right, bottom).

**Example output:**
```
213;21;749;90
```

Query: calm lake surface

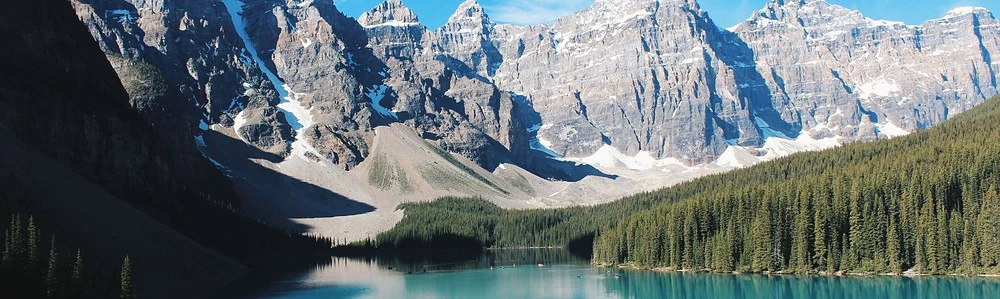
225;249;1000;299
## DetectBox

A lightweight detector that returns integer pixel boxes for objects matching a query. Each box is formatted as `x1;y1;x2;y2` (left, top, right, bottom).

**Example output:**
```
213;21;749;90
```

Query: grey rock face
731;0;999;142
70;0;293;156
358;0;419;26
489;0;762;163
485;0;998;164
357;0;529;168
431;0;504;78
238;0;381;169
221;0;529;169
73;0;999;171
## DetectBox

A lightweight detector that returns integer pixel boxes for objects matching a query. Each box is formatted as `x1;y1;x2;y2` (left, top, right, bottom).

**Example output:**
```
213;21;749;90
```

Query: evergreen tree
120;255;136;299
27;216;40;278
72;249;86;296
1;225;11;268
812;184;830;271
750;209;772;272
935;197;950;271
846;182;863;271
45;236;59;298
887;214;902;273
8;215;25;270
980;185;1000;267
791;187;812;272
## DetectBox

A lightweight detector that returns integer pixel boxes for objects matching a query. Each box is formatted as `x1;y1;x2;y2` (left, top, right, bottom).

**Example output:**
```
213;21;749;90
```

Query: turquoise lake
226;249;1000;298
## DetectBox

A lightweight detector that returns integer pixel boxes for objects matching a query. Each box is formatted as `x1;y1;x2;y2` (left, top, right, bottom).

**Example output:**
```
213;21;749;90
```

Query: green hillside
366;95;1000;275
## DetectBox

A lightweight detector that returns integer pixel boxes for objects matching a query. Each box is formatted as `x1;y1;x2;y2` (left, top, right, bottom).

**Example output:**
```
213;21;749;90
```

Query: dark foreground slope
367;95;1000;275
0;0;330;297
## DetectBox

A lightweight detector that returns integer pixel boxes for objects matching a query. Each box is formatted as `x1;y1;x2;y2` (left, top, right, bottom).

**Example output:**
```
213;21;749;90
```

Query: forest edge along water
216;98;1000;298
218;248;1000;299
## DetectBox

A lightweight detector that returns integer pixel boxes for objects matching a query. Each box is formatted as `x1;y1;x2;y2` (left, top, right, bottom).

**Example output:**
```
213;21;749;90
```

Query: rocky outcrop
431;0;504;78
731;0;999;140
490;0;764;162
71;0;293;156
235;0;382;168
359;0;419;27
484;0;998;164
357;0;529;168
70;0;999;171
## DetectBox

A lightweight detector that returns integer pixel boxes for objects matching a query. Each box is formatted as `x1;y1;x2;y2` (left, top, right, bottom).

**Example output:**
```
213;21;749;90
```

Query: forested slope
369;95;1000;275
0;0;332;297
593;95;1000;274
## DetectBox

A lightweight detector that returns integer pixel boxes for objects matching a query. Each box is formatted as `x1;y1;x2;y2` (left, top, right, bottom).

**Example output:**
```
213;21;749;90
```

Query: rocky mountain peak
69;0;1000;210
941;6;993;20
434;0;501;77
558;0;671;31
591;0;655;12
736;0;873;31
358;0;420;27
591;0;698;10
446;0;490;27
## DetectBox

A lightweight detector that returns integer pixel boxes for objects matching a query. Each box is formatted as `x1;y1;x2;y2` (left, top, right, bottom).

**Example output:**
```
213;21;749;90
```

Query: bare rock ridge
730;0;999;142
358;0;420;27
67;0;997;201
72;0;295;157
490;0;998;163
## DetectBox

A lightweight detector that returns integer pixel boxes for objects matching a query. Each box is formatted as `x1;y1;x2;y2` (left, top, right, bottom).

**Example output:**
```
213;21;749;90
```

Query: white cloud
485;0;595;25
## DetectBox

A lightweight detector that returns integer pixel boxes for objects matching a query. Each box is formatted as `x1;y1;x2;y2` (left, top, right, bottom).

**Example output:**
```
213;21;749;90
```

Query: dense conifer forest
1;214;133;298
364;96;1000;275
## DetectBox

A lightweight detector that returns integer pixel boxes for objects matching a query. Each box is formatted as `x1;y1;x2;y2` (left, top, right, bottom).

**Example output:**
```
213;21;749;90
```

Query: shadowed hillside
0;0;332;297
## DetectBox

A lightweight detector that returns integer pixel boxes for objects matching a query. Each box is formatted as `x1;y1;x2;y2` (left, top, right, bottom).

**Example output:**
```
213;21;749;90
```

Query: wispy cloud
485;0;595;25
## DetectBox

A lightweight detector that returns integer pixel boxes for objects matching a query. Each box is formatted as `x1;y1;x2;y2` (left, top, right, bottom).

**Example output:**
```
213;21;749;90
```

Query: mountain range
67;0;998;242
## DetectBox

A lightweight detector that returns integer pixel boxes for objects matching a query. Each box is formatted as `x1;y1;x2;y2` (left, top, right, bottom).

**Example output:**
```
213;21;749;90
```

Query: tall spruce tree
1;225;11;268
120;255;136;299
45;236;59;298
980;185;1000;267
27;216;40;278
72;249;86;296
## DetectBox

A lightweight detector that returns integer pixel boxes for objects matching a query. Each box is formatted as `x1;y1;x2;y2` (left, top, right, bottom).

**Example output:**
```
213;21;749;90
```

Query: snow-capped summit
558;0;688;33
944;6;992;18
447;0;490;25
746;0;867;29
358;0;421;28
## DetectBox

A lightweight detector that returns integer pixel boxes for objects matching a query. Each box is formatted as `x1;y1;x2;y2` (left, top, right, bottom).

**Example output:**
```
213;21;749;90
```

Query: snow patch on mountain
222;0;317;159
876;122;911;138
361;20;421;28
754;116;790;139
567;145;690;171
856;79;901;99
232;110;249;143
365;85;398;119
945;6;989;18
716;146;760;168
866;18;908;28
107;9;134;24
527;124;560;157
760;132;842;160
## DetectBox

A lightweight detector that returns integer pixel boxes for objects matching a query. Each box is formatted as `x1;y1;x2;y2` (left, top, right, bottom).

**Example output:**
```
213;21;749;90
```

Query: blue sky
333;0;1000;30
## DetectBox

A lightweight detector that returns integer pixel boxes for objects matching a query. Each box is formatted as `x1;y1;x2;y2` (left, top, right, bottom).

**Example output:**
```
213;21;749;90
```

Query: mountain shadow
201;129;375;233
712;26;803;142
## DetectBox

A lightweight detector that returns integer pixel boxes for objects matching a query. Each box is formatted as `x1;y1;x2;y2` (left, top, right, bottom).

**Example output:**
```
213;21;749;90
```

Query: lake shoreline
231;250;1000;298
597;263;1000;278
